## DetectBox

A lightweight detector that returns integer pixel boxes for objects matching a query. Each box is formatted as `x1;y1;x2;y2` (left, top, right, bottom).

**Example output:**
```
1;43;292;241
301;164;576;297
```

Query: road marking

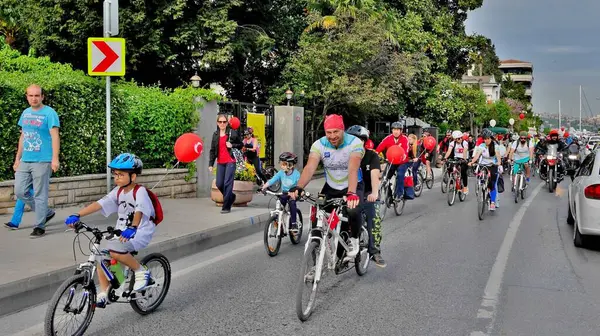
469;182;544;336
10;240;263;336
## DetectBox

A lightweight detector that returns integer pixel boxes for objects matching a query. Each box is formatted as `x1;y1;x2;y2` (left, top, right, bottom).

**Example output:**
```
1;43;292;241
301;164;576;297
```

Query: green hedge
0;46;221;181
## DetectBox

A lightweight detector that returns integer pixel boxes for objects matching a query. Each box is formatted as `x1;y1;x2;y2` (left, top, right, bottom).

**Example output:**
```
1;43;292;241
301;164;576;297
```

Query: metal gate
217;101;275;167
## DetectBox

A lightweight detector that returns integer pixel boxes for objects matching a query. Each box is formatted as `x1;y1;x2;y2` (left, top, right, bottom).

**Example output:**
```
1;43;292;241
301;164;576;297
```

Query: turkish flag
328;210;340;230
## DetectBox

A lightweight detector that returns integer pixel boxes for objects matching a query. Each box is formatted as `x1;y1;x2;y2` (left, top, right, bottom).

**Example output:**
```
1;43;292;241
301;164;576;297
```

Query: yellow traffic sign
87;37;125;76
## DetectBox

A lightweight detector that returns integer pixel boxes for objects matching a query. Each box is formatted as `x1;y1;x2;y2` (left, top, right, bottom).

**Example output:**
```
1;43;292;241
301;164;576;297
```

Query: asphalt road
4;175;600;336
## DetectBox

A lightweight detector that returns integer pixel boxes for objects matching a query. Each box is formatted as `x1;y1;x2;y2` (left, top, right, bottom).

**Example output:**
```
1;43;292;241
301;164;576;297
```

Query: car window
577;154;595;177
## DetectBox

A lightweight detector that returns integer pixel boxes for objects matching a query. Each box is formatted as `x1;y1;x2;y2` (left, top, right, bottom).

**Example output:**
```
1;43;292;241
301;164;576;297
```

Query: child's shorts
105;224;155;254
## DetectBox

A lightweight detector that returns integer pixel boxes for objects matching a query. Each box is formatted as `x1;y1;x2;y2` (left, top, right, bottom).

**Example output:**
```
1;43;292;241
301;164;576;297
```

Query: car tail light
310;205;317;222
584;184;600;199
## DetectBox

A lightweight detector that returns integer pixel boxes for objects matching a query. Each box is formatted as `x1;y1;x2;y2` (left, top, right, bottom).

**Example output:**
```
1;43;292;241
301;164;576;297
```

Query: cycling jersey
475;143;499;165
449;140;468;159
310;133;365;190
511;140;533;161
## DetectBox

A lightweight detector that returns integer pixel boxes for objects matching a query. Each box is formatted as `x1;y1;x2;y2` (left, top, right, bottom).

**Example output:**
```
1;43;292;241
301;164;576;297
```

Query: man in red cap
289;114;365;259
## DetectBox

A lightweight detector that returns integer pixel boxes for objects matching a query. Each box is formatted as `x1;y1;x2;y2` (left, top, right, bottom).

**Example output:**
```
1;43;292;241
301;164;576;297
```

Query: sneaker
4;222;18;230
489;202;496;211
45;210;56;224
96;292;108;308
133;268;151;291
462;187;469;195
29;227;45;238
346;238;359;258
372;253;387;268
496;199;500;208
220;209;231;214
289;222;299;233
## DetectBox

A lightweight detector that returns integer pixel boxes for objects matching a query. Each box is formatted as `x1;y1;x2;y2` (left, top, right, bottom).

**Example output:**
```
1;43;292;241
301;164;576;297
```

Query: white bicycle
295;192;369;321
260;189;304;257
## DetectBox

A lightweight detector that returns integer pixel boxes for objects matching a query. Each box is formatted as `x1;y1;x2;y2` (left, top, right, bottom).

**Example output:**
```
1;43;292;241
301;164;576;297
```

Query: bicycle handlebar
72;221;122;237
258;189;283;197
299;191;346;208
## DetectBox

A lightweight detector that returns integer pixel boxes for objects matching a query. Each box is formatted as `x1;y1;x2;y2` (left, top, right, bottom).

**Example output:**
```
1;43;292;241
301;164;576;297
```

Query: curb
0;212;272;317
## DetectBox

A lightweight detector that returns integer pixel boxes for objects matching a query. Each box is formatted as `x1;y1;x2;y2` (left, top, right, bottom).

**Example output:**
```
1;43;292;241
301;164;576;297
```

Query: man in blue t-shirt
11;85;60;238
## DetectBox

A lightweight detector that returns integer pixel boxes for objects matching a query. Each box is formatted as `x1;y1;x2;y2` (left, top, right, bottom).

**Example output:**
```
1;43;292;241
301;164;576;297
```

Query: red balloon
519;113;525;120
364;139;374;150
422;136;437;151
229;116;241;130
386;145;406;164
174;133;203;163
564;132;570;137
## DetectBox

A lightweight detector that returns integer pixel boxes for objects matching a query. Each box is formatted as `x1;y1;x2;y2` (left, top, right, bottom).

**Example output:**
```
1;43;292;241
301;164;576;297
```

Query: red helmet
549;129;559;136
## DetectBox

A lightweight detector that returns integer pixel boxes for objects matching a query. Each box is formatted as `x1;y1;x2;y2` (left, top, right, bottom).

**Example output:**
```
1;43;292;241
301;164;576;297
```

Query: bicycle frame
304;200;351;284
513;162;526;191
265;191;290;239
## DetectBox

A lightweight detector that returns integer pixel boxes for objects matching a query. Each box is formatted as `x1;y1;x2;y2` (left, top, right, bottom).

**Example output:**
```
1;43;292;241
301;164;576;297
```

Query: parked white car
567;149;600;248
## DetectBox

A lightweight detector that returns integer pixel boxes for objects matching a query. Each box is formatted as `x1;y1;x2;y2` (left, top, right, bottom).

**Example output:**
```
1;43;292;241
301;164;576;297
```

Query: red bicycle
446;159;467;206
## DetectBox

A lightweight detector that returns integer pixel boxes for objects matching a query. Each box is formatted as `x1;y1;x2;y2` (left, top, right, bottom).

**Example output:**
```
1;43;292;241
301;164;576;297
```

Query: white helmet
451;130;463;139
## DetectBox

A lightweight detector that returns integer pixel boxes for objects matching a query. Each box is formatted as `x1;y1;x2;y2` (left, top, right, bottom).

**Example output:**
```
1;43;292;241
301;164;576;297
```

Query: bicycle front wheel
477;186;486;220
447;177;456;206
355;226;370;276
296;241;321;321
44;274;96;336
264;215;282;256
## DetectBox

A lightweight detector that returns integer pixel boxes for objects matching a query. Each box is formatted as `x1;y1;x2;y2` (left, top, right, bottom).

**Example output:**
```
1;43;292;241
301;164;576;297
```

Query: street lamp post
285;89;294;106
190;73;201;88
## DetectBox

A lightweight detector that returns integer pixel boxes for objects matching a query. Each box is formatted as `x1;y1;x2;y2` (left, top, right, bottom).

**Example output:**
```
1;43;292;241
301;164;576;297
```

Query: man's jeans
14;162;53;229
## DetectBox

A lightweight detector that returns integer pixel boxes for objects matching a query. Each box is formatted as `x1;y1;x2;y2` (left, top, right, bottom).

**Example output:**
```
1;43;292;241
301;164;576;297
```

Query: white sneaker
346;238;359;258
133;268;151;291
496;199;500;208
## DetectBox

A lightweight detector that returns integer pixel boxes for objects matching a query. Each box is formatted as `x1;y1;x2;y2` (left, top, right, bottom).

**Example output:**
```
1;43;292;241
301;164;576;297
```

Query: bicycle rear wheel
393;198;405;216
426;169;434;189
289;210;304;245
130;253;172;315
441;171;449;193
44;274;96;336
514;175;520;204
378;182;388;220
296;241;321;321
355;226;370;276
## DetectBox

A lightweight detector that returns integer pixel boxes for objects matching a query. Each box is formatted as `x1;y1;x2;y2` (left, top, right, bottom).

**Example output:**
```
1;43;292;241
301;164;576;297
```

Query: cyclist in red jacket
375;121;410;200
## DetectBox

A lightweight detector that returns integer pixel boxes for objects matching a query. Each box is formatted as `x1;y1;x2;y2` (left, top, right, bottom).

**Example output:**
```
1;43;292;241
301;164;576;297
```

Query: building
461;65;501;104
499;59;533;103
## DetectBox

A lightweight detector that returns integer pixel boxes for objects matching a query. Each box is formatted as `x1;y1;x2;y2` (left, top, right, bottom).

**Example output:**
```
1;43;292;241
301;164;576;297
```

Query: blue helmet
108;153;143;174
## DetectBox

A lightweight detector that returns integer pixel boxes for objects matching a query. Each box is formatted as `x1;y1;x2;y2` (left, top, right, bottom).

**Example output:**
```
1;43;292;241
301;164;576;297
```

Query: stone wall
0;168;196;215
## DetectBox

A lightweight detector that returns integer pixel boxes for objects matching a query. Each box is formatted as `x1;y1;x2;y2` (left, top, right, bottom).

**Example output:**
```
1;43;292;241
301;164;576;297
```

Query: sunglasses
520;137;526;140
217;120;228;124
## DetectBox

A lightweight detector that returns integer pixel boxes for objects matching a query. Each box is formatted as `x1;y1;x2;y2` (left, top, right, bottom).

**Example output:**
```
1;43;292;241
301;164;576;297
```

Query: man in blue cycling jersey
289;114;365;257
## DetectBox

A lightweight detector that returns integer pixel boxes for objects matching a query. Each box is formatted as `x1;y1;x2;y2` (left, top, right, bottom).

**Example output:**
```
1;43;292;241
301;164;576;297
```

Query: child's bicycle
44;222;171;336
260;189;304;256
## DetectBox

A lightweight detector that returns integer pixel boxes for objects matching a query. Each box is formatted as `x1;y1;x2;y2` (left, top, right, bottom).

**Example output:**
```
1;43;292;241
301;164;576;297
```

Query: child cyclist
65;153;155;308
261;152;300;232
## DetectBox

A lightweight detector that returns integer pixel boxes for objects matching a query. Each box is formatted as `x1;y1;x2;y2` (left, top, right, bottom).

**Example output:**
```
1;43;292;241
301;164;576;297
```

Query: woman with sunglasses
209;114;244;213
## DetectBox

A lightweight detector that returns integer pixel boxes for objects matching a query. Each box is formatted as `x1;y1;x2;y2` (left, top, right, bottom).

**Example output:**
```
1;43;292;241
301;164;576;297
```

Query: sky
465;0;600;119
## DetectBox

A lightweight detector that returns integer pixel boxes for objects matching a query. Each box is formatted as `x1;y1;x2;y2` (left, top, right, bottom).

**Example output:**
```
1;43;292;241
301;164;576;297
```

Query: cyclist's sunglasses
519;137;527;140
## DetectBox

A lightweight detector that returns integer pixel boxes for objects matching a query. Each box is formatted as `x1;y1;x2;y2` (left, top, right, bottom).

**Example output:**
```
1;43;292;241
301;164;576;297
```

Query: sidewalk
0;178;326;316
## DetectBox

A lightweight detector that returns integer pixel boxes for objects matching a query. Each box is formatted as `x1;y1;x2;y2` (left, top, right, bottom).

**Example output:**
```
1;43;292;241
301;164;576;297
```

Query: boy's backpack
117;185;164;225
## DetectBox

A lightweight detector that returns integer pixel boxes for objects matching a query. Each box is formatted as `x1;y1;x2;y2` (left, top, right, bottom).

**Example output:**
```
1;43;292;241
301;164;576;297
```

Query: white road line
10;240;263;336
469;182;544;336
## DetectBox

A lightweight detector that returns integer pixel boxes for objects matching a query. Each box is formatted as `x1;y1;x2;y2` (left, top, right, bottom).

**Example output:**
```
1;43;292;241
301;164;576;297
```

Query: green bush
0;46;222;181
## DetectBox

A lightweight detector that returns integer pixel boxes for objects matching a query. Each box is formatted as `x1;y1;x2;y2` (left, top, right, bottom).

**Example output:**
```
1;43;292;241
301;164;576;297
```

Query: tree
275;15;428;127
501;76;528;102
467;34;503;80
0;0;27;50
19;0;240;88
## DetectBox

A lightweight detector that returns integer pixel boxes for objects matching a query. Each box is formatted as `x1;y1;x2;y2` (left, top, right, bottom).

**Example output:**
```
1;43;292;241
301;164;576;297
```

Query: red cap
324;114;345;131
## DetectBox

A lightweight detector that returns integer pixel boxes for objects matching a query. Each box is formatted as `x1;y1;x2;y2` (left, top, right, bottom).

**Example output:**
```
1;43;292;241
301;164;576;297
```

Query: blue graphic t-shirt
18;106;60;162
268;169;301;192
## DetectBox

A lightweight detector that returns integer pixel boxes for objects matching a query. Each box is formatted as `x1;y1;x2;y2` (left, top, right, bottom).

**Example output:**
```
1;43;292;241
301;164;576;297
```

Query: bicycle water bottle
109;259;125;284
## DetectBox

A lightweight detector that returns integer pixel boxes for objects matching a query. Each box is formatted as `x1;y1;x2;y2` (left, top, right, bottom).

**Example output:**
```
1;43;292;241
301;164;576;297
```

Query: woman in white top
468;129;502;211
443;130;469;193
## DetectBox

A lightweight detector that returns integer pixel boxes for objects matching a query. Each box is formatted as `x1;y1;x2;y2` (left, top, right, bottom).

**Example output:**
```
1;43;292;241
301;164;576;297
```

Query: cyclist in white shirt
468;129;502;211
442;130;469;194
508;131;534;184
289;114;364;257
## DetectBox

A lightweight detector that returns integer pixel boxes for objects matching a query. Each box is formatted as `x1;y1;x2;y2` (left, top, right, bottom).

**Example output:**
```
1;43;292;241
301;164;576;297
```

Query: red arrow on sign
92;41;119;72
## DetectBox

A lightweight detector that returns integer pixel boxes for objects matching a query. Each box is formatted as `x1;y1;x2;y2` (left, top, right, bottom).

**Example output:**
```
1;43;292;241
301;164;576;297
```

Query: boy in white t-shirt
65;153;156;308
